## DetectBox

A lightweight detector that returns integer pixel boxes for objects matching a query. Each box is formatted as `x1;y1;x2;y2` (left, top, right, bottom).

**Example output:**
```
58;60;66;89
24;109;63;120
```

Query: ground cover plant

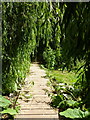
46;69;90;120
0;95;20;120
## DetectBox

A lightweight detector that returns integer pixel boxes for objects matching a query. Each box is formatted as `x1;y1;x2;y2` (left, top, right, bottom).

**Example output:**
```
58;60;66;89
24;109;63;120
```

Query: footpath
15;63;58;120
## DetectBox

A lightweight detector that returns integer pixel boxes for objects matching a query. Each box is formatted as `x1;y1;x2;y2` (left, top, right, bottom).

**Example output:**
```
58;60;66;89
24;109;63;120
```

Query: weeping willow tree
61;3;90;108
2;2;64;95
33;2;63;69
2;3;37;94
2;2;90;110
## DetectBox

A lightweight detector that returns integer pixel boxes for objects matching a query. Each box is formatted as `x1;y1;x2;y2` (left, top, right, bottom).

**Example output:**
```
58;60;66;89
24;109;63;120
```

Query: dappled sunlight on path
15;63;58;119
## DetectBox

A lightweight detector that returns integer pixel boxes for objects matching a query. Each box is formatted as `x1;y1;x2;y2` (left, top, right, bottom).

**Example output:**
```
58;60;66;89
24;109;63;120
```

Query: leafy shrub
1;108;17;116
47;77;89;119
60;108;90;119
0;95;11;108
50;82;81;109
0;95;17;119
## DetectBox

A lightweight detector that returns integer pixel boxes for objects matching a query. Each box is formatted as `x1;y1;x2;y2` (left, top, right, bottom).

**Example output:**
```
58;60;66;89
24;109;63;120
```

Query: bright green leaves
66;100;79;107
0;95;11;108
50;93;80;109
60;108;90;119
1;108;17;115
0;95;17;116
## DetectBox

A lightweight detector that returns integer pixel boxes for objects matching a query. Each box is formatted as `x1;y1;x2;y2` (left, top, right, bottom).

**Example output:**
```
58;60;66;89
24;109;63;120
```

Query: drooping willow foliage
2;2;90;108
2;3;37;94
2;2;63;95
61;3;90;107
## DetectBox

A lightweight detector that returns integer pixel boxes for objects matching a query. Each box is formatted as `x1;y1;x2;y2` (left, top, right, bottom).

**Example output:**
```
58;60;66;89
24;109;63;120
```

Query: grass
46;70;77;85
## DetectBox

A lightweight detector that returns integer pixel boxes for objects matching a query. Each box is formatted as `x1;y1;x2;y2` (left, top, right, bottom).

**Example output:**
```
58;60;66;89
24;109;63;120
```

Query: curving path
15;63;58;120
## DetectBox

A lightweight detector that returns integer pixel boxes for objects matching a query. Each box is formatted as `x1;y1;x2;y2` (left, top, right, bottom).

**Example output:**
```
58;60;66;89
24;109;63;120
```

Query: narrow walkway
15;63;58;120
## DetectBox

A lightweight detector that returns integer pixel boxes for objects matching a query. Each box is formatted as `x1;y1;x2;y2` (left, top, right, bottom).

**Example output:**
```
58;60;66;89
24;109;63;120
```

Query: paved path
15;63;58;120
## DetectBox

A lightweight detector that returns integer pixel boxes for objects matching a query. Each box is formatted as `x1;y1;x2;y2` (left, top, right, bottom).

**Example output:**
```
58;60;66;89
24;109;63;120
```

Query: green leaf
60;108;86;118
1;108;17;115
51;95;63;108
0;95;11;108
66;100;79;107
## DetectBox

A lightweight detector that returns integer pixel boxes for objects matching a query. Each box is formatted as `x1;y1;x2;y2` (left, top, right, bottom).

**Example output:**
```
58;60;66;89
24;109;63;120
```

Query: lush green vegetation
46;70;77;84
0;95;20;119
2;2;90;120
46;69;90;120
